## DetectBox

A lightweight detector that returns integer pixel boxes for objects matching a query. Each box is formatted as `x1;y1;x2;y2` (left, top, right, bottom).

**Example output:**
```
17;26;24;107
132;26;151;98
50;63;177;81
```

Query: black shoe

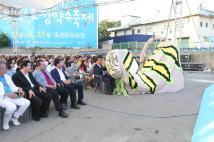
71;104;80;109
77;100;87;105
40;113;49;118
106;92;113;95
61;103;67;110
59;111;69;118
32;116;41;121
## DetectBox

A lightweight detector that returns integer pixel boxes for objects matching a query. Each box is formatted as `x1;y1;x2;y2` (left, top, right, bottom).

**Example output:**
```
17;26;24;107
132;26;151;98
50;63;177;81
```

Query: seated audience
6;58;16;77
46;58;55;73
0;61;30;130
12;60;52;121
33;60;69;118
51;58;87;109
93;55;115;95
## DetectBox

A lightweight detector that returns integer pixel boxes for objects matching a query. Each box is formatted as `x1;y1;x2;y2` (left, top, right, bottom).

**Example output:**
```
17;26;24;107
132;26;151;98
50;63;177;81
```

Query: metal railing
112;41;158;50
111;41;214;53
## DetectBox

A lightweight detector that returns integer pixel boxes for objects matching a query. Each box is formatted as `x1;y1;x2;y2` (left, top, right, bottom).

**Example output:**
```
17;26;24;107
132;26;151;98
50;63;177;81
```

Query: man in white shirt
46;58;55;73
51;58;87;109
33;60;69;118
93;55;115;95
12;60;52;121
0;61;30;130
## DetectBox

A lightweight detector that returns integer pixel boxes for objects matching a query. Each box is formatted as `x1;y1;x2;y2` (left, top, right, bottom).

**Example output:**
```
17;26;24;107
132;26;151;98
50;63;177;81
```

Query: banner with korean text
0;0;98;48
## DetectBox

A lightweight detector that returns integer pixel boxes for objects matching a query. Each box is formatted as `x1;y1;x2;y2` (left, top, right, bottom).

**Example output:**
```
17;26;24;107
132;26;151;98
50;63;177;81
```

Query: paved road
0;72;213;142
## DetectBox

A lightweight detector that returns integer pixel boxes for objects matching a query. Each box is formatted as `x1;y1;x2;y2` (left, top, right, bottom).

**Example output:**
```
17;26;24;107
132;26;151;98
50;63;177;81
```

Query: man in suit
93;55;115;95
33;60;69;118
12;60;52;121
51;58;86;109
0;61;30;130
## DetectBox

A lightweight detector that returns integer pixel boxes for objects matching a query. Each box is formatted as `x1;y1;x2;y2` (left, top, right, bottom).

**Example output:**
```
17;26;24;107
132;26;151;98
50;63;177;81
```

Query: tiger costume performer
106;37;184;95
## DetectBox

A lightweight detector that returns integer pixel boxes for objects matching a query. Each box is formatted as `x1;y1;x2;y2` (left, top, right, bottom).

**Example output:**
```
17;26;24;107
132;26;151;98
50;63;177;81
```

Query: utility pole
12;17;18;54
177;0;183;48
10;8;20;55
173;0;183;47
0;3;20;55
173;0;177;45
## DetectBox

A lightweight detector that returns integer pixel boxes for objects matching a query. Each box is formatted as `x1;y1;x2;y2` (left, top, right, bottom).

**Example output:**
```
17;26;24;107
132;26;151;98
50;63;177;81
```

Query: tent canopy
1;0;64;9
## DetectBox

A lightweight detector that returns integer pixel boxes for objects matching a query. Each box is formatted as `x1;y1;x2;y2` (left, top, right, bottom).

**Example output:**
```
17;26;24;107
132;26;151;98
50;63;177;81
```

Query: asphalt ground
0;72;213;142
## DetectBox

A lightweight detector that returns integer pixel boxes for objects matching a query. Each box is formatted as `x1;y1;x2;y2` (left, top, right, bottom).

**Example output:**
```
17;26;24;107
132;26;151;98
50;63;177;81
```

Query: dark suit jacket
50;68;69;84
93;64;106;84
93;64;104;77
12;71;41;93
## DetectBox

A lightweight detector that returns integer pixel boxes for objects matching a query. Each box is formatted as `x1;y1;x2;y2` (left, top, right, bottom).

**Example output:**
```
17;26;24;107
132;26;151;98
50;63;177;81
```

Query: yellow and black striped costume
106;44;184;94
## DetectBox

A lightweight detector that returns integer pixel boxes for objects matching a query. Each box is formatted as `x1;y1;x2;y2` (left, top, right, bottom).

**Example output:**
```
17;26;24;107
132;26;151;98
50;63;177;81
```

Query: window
200;21;203;27
164;25;172;30
206;22;208;28
132;29;135;35
187;18;190;23
145;27;152;33
175;23;184;29
137;29;141;33
204;36;209;42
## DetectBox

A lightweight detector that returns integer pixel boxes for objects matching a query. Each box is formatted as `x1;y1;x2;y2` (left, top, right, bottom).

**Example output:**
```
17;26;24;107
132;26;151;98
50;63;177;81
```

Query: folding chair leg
94;83;101;93
0;107;6;131
23;106;32;123
19;105;32;123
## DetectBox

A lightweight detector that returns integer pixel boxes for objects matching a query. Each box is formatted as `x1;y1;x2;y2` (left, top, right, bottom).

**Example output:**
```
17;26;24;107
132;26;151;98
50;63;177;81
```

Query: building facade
108;8;214;48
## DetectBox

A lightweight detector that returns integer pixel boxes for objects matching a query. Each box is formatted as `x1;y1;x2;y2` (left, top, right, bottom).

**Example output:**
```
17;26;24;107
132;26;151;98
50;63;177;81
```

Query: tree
0;32;10;47
98;20;121;39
